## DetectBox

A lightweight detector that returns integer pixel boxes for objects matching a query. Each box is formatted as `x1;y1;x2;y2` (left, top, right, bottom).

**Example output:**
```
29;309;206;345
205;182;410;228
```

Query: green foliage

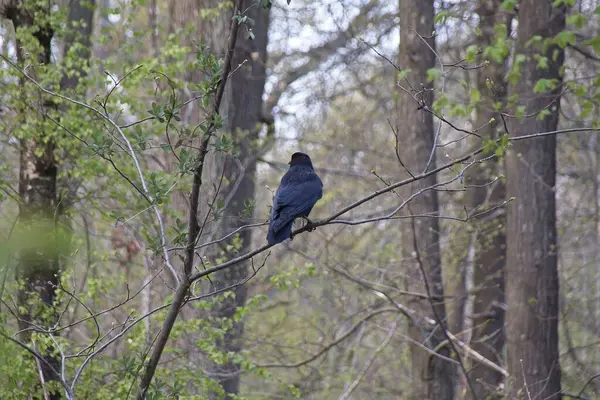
506;54;526;85
426;68;442;83
465;45;480;63
500;0;518;12
484;134;510;157
2;0;600;398
533;78;558;94
552;30;576;48
566;13;589;29
483;24;510;64
552;0;576;7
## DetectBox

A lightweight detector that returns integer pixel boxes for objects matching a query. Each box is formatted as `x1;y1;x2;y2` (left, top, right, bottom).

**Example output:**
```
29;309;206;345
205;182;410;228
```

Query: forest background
0;0;599;399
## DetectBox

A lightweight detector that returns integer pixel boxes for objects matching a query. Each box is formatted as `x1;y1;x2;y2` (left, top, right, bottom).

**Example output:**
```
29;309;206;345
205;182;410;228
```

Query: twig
257;308;398;369
520;359;533;400
0;331;73;398
414;29;445;174
410;217;479;400
184;126;598;285
32;339;51;400
576;372;600;398
135;2;245;397
70;260;263;392
0;54;180;286
338;316;399;400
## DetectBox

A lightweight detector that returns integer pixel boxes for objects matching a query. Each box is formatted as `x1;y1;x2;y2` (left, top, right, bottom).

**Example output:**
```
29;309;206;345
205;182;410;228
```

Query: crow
267;152;323;245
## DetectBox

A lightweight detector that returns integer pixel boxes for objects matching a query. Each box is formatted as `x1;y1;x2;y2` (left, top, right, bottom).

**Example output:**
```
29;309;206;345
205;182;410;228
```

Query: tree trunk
211;3;270;396
465;1;510;398
505;0;565;398
396;0;454;398
2;1;95;397
60;0;96;91
4;1;59;397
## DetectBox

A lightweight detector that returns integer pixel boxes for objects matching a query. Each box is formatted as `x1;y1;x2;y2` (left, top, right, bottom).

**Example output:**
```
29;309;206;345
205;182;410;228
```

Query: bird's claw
302;217;316;232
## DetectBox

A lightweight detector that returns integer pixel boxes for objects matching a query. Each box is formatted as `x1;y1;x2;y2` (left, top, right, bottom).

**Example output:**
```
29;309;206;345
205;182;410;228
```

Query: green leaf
434;11;450;24
501;0;518;11
397;68;412;80
449;104;468;117
469;88;481;105
584;35;600;54
553;31;576;49
426;68;442;82
536;108;551;121
553;0;576;6
566;13;588;29
432;94;449;112
533;78;557;93
535;55;548;70
465;45;479;63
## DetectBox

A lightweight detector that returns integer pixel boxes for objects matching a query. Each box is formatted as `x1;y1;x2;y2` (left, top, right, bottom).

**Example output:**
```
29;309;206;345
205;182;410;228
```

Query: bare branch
0;54;180;286
135;1;245;397
338;316;399;400
256;308;398;369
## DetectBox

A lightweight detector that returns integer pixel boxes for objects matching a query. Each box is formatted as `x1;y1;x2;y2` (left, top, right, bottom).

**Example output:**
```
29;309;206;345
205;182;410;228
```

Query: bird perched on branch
267;152;323;245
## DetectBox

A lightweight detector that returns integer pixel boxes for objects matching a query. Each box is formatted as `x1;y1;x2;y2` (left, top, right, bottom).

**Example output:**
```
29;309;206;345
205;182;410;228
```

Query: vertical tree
1;0;95;397
61;0;96;91
466;0;510;397
211;2;270;396
2;2;59;397
396;0;454;397
505;0;565;398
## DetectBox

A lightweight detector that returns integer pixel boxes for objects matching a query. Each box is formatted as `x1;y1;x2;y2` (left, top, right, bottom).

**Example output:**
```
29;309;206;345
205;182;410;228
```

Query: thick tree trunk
4;1;60;397
505;1;565;398
396;0;454;398
465;1;510;398
3;1;95;397
211;3;270;396
61;0;96;91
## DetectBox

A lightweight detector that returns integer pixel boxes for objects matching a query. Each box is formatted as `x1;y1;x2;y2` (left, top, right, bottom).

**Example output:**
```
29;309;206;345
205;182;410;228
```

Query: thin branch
256;308;398;369
414;30;445;174
338;316;399;400
0;54;179;285
32;340;51;400
409;217;479;399
576;372;600;398
71;259;264;392
0;331;73;398
186;127;599;285
135;1;244;397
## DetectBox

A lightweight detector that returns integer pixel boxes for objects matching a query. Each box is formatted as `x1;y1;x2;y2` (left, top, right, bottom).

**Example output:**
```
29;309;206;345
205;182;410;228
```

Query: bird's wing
270;177;323;234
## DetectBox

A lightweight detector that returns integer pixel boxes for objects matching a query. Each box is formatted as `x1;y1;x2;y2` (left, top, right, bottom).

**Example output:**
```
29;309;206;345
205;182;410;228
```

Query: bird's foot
301;217;316;232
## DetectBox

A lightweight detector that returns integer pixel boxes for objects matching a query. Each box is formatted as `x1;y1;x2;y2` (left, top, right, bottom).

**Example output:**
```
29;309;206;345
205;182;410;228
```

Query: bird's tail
267;219;294;245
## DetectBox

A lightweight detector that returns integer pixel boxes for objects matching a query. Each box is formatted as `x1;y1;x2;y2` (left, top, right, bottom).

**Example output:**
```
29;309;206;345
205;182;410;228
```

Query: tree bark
60;0;96;91
3;1;59;397
211;3;270;397
396;0;454;398
505;0;565;398
465;1;510;398
2;1;95;398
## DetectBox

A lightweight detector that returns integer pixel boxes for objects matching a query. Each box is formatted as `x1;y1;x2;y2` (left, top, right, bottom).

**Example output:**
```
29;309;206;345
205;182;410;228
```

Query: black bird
267;152;323;245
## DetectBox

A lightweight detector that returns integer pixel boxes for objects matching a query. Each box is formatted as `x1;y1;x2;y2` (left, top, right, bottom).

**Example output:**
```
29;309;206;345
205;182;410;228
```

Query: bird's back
267;164;323;244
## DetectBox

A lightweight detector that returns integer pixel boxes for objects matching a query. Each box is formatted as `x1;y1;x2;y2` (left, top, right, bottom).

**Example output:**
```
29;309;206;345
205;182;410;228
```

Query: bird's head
289;152;313;168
